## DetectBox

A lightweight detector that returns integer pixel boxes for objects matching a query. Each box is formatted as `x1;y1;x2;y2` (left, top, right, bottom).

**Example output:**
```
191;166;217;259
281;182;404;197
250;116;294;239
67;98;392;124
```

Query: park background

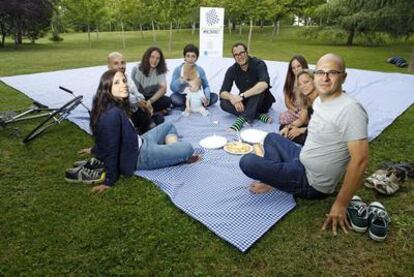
1;0;413;275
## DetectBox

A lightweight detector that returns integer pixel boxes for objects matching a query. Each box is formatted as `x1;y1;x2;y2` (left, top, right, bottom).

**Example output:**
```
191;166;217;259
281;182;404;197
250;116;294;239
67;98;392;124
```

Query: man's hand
145;100;154;115
91;184;111;193
235;102;245;113
138;100;153;116
322;201;351;236
230;94;243;105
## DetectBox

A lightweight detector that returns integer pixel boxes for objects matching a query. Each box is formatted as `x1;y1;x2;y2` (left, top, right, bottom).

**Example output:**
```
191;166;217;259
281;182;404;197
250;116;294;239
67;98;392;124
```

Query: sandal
365;170;400;195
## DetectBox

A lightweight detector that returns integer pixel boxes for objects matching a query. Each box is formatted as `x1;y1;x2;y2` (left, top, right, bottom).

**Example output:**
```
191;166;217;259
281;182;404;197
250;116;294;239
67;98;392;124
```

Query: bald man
239;53;369;236
107;52;155;134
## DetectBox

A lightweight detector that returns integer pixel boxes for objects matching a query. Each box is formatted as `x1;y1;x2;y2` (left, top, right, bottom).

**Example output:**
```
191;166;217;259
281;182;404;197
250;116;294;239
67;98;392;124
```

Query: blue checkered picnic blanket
137;106;296;252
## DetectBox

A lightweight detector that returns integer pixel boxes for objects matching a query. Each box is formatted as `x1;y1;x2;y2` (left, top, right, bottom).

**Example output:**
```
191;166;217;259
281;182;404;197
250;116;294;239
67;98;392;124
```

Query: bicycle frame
2;106;56;125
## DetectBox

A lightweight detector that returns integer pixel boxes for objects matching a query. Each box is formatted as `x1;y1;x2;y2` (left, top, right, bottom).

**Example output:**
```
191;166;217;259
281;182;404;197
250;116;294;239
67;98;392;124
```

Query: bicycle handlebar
59;86;74;95
59;86;91;115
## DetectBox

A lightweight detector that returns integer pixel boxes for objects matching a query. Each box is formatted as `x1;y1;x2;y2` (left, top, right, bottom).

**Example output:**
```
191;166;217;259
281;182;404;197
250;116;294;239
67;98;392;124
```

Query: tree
62;0;105;47
314;0;413;46
0;0;53;47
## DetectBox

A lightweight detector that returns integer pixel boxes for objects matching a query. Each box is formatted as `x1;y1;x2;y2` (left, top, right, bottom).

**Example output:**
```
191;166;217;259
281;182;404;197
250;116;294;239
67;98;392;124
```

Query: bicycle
0;87;87;143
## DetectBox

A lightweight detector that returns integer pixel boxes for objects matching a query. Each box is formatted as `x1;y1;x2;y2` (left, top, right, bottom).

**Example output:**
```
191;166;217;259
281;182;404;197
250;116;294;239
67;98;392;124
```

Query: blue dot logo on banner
206;9;219;26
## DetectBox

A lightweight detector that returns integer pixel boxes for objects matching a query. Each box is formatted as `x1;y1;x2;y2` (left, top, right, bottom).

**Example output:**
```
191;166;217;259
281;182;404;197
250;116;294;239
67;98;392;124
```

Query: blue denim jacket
92;105;139;186
170;63;211;100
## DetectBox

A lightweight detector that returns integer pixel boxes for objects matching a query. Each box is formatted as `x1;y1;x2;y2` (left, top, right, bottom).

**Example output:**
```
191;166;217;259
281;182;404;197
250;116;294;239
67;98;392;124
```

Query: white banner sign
199;7;224;58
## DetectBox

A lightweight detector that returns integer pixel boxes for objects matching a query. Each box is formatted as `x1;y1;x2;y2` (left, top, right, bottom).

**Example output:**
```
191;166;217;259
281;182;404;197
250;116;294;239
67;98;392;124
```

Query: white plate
240;128;268;144
199;135;227;149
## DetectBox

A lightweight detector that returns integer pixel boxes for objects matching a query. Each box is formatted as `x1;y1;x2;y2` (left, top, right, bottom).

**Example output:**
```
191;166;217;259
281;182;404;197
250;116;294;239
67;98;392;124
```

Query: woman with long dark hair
279;55;309;126
130;47;171;116
89;69;197;193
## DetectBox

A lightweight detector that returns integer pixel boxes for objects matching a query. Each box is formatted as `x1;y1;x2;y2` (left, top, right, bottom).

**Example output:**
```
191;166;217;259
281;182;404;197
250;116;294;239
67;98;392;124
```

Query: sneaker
367;202;391;242
347;196;369;233
65;167;106;185
72;157;104;169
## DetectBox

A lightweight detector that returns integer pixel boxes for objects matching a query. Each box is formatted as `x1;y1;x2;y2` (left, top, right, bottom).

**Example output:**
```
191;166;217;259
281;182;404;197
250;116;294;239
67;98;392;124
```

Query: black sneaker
347;196;369;233
72;157;104;169
65;167;106;185
367;202;391;242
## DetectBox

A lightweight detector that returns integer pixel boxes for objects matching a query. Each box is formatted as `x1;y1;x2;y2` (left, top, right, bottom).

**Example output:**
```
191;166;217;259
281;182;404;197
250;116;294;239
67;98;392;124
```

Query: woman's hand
288;126;305;139
91;184;111;193
280;127;289;137
78;147;92;156
202;97;209;107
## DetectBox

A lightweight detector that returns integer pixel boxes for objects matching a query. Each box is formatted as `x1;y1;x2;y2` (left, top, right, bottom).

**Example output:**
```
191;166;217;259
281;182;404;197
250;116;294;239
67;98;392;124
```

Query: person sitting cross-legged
219;42;275;131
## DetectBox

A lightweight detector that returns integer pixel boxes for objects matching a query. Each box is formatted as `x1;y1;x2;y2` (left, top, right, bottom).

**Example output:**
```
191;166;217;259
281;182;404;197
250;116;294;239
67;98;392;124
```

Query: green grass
1;27;413;275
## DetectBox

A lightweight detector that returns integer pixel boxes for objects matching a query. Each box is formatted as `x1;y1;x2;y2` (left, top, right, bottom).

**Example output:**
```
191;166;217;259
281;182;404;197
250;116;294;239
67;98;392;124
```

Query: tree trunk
140;23;144;38
232;20;236;31
228;19;232;36
276;20;280;36
271;18;277;40
168;21;173;52
247;18;253;52
151;20;156;44
0;21;5;48
239;22;242;37
87;23;91;47
17;27;22;44
96;25;99;40
191;21;195;35
121;21;126;49
346;28;355;46
409;48;414;72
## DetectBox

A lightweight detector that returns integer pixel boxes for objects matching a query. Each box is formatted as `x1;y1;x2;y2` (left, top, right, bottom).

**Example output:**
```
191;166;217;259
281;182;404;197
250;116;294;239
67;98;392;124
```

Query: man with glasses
239;53;369;236
219;42;275;131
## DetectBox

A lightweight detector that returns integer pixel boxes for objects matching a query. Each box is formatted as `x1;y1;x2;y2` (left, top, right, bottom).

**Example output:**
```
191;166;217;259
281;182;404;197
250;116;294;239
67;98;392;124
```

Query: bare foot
165;134;178;144
249;181;273;194
186;154;201;164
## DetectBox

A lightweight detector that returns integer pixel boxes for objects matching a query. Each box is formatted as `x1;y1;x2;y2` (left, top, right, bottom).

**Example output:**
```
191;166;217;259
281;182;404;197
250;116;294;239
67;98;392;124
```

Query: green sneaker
367;202;390;242
346;196;368;233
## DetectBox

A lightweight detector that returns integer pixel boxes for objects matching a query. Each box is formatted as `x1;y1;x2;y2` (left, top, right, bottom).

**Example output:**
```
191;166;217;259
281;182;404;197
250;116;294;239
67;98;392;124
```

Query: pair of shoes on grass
65;157;105;185
229;114;272;132
365;169;400;195
386;56;408;68
347;196;391;241
365;161;413;195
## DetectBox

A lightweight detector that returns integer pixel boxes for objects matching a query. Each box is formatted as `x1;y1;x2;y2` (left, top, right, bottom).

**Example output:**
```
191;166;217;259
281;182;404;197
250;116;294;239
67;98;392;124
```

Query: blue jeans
170;92;218;110
239;133;328;199
136;122;194;170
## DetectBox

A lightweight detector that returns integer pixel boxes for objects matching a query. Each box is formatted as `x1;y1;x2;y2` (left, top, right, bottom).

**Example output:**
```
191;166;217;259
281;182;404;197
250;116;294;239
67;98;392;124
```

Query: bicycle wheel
23;96;84;143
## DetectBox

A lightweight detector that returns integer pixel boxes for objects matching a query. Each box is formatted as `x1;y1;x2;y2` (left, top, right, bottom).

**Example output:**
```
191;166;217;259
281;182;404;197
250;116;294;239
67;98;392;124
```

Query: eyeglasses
314;70;344;78
233;51;246;58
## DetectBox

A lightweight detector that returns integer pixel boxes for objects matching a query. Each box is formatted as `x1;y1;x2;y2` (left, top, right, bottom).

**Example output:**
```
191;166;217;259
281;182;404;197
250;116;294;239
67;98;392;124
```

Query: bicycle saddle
33;101;49;109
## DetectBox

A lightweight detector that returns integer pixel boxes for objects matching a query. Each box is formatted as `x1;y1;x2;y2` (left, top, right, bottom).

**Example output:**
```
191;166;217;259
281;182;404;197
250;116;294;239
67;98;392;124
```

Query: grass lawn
1;27;413;275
